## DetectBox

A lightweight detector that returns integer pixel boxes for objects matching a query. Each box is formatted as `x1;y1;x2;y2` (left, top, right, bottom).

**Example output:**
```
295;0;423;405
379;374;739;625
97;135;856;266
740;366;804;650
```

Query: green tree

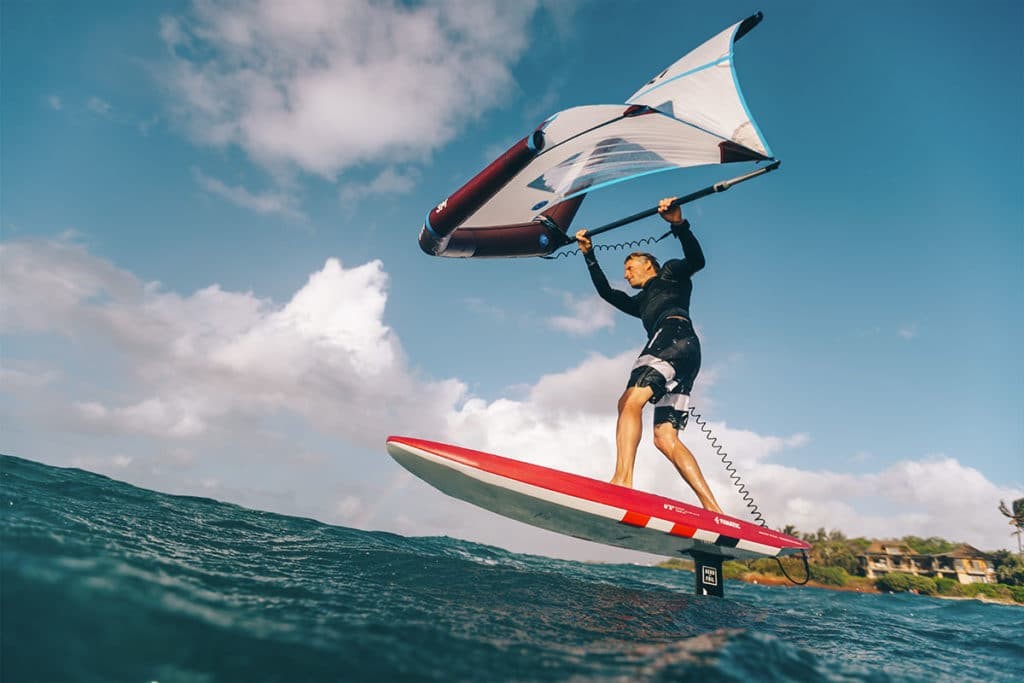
798;528;864;575
801;527;829;544
999;498;1024;556
875;572;937;595
901;536;958;555
810;565;851;586
990;550;1024;586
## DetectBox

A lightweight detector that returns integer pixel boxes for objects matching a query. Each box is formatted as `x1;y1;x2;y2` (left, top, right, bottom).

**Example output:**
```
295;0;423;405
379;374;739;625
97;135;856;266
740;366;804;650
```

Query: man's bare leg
652;422;724;513
611;386;653;487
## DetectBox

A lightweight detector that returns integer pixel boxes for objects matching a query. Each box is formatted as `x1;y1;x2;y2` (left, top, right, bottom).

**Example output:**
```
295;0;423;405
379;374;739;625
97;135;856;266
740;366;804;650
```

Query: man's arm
670;219;705;277
575;229;640;317
657;198;705;277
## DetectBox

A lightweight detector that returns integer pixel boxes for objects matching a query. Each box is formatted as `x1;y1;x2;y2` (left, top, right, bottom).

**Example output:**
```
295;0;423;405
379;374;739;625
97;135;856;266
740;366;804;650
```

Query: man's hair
624;251;661;272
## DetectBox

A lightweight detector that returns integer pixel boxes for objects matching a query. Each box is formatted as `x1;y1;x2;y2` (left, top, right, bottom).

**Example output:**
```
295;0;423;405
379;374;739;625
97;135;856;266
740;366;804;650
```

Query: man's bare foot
609;477;633;488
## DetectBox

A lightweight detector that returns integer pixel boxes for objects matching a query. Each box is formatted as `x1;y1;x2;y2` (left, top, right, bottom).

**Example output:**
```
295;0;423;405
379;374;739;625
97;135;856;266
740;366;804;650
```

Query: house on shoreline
859;541;996;584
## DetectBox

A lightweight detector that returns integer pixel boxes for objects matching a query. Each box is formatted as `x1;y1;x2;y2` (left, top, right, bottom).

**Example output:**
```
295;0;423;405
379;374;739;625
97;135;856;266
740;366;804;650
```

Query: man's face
624;257;655;289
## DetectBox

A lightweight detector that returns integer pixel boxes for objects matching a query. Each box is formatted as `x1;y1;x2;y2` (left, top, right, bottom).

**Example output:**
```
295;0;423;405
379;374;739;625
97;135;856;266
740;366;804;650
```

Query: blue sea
2;454;1021;683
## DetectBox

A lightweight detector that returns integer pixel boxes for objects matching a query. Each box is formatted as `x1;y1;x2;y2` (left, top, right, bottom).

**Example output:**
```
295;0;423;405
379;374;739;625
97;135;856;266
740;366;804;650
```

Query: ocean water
2;454;1021;683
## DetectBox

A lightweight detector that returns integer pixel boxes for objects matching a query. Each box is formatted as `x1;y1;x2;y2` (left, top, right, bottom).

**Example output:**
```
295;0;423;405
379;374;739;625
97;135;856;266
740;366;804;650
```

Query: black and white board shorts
627;317;701;430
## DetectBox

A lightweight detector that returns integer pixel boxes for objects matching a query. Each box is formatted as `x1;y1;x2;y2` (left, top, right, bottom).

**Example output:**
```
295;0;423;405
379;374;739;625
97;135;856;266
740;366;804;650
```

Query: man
575;198;723;513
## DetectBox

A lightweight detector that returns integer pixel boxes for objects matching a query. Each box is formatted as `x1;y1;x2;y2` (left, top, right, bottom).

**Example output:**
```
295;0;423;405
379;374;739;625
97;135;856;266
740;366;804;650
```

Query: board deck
386;436;808;561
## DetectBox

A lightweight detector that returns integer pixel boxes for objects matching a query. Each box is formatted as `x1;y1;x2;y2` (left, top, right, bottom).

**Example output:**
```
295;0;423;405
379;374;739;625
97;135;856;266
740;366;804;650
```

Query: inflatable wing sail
419;12;774;258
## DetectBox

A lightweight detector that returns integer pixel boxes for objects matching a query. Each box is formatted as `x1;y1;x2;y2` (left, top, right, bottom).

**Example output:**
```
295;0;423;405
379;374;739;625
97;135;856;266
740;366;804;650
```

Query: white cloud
193;167;305;219
746;459;1022;549
161;0;546;178
335;495;362;521
159;15;187;47
73;398;206;439
48;95;62;110
526;350;633;417
0;364;57;390
898;323;919;340
0;236;464;449
464;296;506;322
70;453;135;471
547;293;615;336
851;451;872;463
0;238;140;334
4;236;1020;555
87;96;112;115
339;167;419;205
521;70;569;122
138;115;161;136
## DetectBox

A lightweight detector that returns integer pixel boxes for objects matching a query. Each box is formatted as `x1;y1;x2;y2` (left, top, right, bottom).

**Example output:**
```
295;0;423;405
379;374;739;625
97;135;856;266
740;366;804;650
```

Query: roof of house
930;544;989;559
863;541;918;556
859;542;992;561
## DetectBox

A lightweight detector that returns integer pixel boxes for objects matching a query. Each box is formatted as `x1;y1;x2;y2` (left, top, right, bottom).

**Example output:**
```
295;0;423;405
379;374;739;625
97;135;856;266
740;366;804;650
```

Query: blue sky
2;0;1022;559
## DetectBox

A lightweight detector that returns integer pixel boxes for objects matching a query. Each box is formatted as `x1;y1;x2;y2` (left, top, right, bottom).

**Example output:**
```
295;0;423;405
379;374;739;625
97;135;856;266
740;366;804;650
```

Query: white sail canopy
420;13;776;257
626;15;772;159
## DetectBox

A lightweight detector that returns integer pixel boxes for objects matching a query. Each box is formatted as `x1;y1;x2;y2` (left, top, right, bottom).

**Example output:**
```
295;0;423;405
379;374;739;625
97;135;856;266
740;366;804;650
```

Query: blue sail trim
557;165;684;204
627;56;731;104
423;211;441;239
728;39;773;158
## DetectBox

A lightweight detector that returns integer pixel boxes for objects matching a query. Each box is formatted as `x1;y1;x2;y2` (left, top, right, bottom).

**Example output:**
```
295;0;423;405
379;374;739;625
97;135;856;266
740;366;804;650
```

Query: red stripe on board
670;523;697;538
620;511;650;527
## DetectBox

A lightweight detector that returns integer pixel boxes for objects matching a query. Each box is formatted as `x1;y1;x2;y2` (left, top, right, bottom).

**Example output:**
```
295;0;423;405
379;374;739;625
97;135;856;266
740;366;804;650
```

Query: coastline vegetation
658;529;1024;605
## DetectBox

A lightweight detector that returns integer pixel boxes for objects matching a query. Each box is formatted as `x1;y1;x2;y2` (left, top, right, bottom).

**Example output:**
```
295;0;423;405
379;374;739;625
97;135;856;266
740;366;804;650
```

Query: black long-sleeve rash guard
583;221;705;337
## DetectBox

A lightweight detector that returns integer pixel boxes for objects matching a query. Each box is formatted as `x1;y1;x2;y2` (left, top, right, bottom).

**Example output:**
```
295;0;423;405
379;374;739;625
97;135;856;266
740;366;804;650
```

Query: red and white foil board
386;436;808;560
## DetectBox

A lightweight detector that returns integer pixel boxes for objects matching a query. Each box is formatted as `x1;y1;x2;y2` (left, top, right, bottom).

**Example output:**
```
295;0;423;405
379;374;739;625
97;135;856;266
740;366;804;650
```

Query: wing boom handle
583;160;781;239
